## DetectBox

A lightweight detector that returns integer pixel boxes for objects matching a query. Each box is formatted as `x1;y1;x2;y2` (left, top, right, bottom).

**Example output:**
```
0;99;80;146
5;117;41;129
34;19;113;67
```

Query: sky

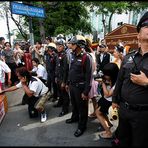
0;15;18;42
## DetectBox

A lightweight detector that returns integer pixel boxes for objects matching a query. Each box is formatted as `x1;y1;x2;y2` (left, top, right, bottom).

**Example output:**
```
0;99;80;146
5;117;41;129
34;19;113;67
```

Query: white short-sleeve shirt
32;64;47;81
16;76;48;97
0;60;11;83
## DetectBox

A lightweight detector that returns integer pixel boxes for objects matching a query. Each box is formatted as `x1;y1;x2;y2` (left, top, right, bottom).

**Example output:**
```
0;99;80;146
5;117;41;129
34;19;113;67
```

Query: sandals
99;131;113;139
88;113;96;118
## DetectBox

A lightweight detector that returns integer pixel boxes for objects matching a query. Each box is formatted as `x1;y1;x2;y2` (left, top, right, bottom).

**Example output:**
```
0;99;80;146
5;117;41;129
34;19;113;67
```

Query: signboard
10;2;45;18
105;24;138;52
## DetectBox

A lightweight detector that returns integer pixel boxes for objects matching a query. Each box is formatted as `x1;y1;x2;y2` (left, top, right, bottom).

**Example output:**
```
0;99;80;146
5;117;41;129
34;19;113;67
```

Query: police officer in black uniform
65;35;93;137
46;43;58;102
112;11;148;147
54;38;70;117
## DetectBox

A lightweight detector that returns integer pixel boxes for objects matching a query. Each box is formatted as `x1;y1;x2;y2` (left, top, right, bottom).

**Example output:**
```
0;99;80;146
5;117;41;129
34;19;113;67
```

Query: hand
61;82;65;90
81;93;88;100
65;85;69;92
95;78;103;85
55;78;57;83
112;103;120;109
0;90;5;94
130;71;148;86
8;79;12;87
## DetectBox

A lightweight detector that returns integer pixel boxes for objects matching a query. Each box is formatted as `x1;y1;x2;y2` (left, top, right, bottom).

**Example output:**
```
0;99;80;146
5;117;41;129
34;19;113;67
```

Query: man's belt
121;101;148;111
69;81;85;87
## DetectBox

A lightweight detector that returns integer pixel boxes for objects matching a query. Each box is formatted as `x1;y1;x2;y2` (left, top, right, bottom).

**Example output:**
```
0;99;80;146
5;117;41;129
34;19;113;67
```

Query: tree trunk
10;14;28;41
102;13;106;38
39;19;45;43
6;10;11;43
108;12;114;33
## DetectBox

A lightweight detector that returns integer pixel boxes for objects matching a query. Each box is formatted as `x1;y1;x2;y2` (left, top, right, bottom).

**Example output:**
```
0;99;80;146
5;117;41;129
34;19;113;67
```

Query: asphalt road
0;88;113;146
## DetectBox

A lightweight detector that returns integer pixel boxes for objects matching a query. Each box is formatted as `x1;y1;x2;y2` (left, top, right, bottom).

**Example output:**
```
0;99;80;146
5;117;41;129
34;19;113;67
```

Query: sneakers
40;111;47;123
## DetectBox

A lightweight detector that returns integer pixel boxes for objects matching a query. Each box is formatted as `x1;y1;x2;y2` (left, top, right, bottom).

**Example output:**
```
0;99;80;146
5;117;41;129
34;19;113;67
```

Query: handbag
34;90;51;112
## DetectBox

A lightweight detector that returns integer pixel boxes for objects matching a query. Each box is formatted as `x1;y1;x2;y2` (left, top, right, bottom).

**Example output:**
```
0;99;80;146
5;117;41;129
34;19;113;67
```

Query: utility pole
29;17;34;46
5;6;11;43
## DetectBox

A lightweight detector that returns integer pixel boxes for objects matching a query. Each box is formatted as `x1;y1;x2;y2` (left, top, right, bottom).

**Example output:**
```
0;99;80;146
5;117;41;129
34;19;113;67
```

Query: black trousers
47;74;58;99
117;102;148;147
6;62;18;85
22;94;39;118
57;82;70;112
69;84;88;130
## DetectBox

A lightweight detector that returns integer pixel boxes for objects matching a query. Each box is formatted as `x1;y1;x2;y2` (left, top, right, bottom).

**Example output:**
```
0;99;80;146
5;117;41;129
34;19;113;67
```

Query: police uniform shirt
16;76;48;97
112;49;148;104
68;51;93;95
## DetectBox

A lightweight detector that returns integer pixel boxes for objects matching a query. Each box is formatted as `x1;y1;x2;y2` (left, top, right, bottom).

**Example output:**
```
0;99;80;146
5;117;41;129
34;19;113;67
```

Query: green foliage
84;1;148;33
30;1;92;39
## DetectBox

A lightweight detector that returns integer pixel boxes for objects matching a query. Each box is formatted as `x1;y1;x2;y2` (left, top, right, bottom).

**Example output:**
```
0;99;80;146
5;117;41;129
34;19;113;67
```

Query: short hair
4;42;11;47
32;58;40;64
0;37;5;42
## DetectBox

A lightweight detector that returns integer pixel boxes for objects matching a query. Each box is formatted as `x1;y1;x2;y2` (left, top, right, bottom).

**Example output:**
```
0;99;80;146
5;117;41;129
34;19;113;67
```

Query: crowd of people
0;11;148;146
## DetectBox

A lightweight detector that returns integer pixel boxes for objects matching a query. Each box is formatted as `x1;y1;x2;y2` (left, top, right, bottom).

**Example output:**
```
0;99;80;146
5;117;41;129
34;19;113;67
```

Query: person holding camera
112;11;148;146
95;63;119;139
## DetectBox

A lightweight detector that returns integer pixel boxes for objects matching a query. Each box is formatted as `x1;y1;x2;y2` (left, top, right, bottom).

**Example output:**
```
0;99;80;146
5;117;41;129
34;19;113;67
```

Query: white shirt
104;85;115;102
100;53;104;62
32;64;47;81
16;76;48;97
0;60;11;83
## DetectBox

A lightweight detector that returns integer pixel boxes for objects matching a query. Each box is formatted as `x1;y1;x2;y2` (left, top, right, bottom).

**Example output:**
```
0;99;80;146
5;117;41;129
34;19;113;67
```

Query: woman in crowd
95;63;119;139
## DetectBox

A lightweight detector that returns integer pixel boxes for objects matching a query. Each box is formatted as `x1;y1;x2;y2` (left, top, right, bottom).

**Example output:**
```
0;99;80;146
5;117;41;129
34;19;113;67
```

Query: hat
137;11;148;32
68;35;86;48
55;38;65;46
57;34;64;40
47;43;56;51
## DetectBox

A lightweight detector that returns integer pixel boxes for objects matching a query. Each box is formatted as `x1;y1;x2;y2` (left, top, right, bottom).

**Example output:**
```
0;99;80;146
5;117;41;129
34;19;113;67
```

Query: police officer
54;38;70;117
112;11;148;147
65;35;93;137
46;43;58;102
95;44;111;73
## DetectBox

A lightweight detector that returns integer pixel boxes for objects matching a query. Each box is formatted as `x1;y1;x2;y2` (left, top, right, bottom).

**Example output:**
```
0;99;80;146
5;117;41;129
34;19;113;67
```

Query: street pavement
0;88;113;146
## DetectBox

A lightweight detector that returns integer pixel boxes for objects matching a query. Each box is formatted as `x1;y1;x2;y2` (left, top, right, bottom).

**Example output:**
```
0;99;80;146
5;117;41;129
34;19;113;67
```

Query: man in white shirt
0;60;11;89
0;67;49;123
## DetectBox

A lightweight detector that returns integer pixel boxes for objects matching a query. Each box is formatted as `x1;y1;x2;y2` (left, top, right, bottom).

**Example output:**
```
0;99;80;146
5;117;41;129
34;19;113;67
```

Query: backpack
81;52;92;72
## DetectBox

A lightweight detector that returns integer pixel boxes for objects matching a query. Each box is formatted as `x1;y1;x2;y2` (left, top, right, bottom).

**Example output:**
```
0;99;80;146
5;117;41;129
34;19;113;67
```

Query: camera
108;106;119;121
94;70;104;80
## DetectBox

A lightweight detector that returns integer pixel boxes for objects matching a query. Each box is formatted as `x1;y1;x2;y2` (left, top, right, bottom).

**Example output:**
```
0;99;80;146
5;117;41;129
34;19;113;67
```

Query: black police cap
137;11;148;33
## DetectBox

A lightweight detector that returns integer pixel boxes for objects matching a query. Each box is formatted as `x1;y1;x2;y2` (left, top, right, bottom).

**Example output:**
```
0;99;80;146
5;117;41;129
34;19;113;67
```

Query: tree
0;2;29;41
28;1;92;42
84;1;148;36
